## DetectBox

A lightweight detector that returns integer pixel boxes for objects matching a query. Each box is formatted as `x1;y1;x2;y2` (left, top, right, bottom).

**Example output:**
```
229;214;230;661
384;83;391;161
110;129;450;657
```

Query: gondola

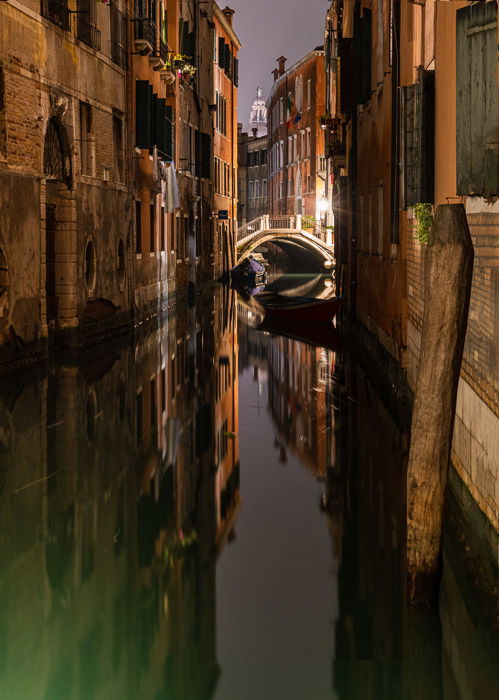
230;256;267;287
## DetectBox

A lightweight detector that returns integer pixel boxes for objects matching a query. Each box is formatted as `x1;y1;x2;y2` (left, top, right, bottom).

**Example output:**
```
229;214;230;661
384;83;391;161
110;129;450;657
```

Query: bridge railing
236;216;265;243
236;214;333;246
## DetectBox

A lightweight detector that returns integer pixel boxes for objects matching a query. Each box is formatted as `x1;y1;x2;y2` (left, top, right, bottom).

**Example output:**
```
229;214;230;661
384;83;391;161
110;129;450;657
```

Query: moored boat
259;295;343;324
230;255;267;286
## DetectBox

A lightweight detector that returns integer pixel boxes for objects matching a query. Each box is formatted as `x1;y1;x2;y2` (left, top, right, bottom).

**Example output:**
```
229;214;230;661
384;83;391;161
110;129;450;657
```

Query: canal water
0;283;497;699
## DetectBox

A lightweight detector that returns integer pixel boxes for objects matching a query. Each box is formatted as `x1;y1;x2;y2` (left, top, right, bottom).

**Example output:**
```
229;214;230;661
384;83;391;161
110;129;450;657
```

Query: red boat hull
261;296;342;324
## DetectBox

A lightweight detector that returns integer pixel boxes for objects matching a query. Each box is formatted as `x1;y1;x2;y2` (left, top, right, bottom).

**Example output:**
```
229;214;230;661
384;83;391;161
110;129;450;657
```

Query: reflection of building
267;336;334;476
267;50;326;219
0;288;241;699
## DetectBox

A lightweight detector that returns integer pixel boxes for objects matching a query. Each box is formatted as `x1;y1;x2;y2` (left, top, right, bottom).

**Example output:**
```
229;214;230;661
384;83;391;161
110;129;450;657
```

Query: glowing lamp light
319;197;329;213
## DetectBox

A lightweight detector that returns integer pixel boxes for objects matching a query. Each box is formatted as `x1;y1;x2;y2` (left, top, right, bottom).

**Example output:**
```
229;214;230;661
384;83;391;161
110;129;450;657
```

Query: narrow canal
0;284;496;699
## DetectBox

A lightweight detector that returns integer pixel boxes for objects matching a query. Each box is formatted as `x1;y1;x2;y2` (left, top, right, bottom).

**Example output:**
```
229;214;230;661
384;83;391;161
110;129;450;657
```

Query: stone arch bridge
236;215;334;268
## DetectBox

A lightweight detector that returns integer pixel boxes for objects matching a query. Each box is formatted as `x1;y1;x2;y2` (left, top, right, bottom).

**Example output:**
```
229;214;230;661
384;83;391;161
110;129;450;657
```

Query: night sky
227;0;327;131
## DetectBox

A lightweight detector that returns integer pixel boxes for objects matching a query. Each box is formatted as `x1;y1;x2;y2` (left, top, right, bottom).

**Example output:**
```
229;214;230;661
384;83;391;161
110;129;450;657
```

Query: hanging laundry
152;146;162;194
163;162;180;213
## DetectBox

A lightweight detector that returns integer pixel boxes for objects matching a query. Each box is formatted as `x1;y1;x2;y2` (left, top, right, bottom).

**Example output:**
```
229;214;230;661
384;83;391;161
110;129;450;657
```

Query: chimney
222;7;235;26
252;128;258;138
277;56;287;75
272;68;280;82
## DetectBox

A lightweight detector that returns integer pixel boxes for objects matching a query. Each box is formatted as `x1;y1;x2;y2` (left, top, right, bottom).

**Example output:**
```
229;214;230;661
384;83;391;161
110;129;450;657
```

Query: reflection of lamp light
319;197;329;213
324;277;333;288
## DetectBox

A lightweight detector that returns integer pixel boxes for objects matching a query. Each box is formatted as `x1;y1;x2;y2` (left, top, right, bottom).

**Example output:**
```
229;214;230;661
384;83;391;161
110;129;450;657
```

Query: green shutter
456;1;498;196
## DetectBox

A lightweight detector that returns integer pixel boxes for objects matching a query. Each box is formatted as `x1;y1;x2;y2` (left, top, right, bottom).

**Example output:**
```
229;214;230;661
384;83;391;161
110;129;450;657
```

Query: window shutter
195;130;202;177
224;44;231;78
182;21;189;57
187;31;196;64
165;105;174;162
201;133;211;178
233;57;239;87
456;1;498;196
402;68;435;206
136;80;152;149
155;98;166;155
218;38;225;68
150;89;157;151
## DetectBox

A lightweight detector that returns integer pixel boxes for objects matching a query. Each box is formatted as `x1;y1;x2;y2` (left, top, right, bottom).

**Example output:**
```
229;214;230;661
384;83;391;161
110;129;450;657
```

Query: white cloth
163;161;180;213
152;146;162;194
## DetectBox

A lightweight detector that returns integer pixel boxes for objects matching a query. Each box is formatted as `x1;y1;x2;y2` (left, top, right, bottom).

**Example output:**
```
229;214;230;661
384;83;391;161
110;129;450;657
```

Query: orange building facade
213;6;240;276
267;51;327;222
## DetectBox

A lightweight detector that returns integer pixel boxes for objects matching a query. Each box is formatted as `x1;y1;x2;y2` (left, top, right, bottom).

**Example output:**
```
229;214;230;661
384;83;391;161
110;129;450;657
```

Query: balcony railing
77;17;101;51
135;18;156;50
111;40;127;69
40;0;71;31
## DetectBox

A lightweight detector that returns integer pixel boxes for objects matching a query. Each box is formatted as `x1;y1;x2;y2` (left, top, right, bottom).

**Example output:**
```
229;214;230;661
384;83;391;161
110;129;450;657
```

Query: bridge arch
236;215;334;268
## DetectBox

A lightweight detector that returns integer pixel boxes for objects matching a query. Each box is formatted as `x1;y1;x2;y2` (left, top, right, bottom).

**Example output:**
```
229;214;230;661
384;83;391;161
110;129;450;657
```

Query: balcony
111;41;127;69
40;0;71;31
135;18;156;55
77;16;101;51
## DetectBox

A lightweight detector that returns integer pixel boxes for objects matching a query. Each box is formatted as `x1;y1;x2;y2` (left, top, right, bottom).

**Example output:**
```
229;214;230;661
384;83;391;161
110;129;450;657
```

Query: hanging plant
414;203;433;245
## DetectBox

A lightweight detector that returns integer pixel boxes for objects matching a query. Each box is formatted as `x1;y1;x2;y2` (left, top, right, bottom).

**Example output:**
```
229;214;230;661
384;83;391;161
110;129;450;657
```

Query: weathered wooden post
406;204;474;604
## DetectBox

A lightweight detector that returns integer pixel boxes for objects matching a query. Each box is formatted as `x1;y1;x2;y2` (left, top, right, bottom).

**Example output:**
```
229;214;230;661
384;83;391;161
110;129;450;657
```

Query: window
113;114;124;182
306;128;311;158
216;91;227;135
255;181;260;198
248;181;253;198
110;4;127;68
76;0;101;51
80;102;93;175
307;79;311;108
279;97;284;123
288;136;292;162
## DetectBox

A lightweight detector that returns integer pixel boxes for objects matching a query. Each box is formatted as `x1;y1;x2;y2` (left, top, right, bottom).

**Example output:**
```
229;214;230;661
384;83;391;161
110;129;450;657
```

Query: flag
286;95;301;130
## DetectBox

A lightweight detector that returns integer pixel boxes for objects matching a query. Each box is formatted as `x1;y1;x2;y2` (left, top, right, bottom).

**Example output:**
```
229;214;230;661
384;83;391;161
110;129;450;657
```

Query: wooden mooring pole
406;204;474;604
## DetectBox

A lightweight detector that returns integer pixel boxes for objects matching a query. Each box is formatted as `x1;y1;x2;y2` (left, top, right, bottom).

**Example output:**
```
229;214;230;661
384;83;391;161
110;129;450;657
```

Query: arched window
43;117;72;189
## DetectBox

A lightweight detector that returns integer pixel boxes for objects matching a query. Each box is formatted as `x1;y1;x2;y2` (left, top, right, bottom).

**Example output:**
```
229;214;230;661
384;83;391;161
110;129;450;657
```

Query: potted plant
302;215;316;231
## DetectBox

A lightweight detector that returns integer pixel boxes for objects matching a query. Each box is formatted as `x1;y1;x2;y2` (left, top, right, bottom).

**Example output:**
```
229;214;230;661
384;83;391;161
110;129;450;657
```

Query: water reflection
0;285;496;699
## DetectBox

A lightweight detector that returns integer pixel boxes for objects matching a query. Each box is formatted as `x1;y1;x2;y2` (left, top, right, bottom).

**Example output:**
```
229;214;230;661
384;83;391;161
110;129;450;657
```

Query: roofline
266;49;325;106
214;3;242;50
